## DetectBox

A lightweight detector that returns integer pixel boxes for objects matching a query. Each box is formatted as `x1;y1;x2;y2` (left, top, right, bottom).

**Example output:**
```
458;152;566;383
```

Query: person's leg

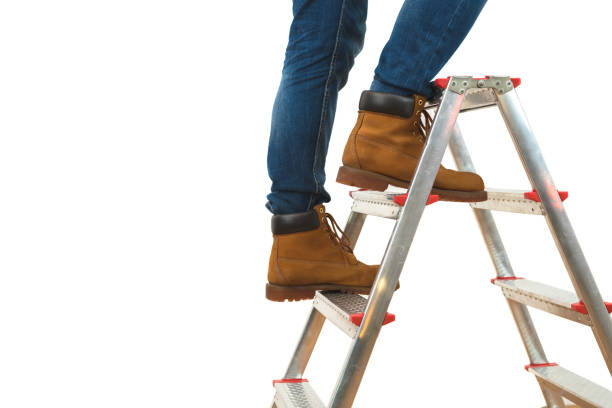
372;0;487;98
337;0;488;200
266;1;384;302
266;0;367;215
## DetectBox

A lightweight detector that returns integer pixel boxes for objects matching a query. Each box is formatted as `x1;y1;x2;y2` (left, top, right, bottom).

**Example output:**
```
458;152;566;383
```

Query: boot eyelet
417;100;423;105
318;208;324;213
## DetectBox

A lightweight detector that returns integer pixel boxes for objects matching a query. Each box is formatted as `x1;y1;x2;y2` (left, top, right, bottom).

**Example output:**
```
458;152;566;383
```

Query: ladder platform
492;277;600;326
273;379;325;408
527;364;612;408
313;291;395;338
349;188;567;218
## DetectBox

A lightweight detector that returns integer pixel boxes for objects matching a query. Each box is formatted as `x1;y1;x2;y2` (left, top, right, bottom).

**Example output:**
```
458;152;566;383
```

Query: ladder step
349;188;564;218
349;189;437;219
470;188;568;215
527;364;612;408
470;188;545;214
273;379;325;408
313;291;395;338
492;278;592;325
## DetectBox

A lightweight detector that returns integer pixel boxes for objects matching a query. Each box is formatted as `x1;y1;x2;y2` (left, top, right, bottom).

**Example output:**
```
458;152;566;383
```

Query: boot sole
336;166;487;203
266;283;372;302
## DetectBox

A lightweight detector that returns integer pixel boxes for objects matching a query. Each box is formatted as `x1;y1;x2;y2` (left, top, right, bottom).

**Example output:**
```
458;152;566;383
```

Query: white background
1;1;611;407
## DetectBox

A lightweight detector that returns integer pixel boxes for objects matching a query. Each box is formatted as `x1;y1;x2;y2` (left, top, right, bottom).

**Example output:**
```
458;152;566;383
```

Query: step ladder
270;76;612;408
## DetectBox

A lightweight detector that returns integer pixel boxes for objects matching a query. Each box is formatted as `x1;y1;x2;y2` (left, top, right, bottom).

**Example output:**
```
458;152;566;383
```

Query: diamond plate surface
493;278;591;326
274;381;325;408
313;291;368;338
530;365;612;408
322;292;368;315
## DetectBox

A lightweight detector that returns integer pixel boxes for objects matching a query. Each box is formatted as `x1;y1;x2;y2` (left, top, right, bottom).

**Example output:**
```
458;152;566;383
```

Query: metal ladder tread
492;278;593;326
349;188;562;218
470;188;546;215
273;379;325;408
528;364;612;408
313;291;395;338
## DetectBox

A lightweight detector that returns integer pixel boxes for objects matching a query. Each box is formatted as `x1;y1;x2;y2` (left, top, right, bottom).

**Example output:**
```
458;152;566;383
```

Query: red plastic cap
570;300;612;315
350;312;395;327
491;276;524;284
524;362;558;371
272;378;309;386
434;76;521;89
524;189;568;202
393;193;439;207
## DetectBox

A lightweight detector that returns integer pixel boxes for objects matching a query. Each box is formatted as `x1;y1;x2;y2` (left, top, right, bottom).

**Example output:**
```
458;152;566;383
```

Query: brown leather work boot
337;90;486;202
266;205;381;302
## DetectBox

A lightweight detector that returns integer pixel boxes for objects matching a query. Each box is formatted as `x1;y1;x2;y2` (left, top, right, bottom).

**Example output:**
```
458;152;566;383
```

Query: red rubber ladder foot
570;300;612;315
350;312;395;327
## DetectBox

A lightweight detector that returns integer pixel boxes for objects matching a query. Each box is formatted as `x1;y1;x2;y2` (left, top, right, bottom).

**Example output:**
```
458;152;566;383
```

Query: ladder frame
273;76;612;408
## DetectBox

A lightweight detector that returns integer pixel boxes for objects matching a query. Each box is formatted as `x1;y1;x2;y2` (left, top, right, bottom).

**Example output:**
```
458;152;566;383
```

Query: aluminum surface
498;90;612;374
426;87;497;112
328;85;465;408
343;211;367;250
283;309;325;379
529;365;612;408
470;188;545;215
450;126;564;408
274;381;325;408
349;190;405;219
313;292;369;338
494;279;592;326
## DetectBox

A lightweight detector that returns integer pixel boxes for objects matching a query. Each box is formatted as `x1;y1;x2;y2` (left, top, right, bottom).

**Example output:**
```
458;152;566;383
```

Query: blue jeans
266;0;487;215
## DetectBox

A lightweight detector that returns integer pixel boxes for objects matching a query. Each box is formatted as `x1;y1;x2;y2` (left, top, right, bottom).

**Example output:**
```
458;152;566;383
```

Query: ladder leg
450;126;566;408
343;211;367;250
270;309;325;408
284;308;326;378
497;90;612;375
328;89;465;408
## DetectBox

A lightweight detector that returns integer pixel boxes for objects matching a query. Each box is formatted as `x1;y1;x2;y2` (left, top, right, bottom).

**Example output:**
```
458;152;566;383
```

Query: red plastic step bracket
434;76;521;89
524;189;568;203
491;276;524;284
350;312;395;327
393;193;439;207
524;362;558;371
272;378;309;386
570;300;612;315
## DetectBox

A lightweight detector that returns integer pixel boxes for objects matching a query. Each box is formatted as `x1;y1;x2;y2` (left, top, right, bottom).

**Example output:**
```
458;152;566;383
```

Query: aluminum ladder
271;76;612;408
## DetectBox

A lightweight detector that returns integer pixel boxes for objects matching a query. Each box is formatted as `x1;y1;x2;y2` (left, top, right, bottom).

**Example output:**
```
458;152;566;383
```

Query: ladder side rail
270;308;325;408
450;126;566;408
283;308;326;379
343;211;367;250
328;84;465;408
496;90;612;375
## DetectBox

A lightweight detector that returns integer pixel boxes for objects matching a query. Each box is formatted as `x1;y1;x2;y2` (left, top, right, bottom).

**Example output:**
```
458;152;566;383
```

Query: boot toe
436;168;485;192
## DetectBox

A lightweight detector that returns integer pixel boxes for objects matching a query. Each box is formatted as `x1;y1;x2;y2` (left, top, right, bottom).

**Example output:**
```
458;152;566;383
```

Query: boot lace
322;212;353;253
417;109;434;143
